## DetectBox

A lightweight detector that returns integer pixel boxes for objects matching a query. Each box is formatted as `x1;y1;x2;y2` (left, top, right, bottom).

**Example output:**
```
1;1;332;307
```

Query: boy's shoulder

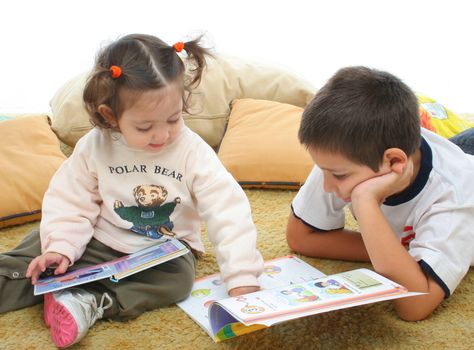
417;128;474;199
422;128;474;170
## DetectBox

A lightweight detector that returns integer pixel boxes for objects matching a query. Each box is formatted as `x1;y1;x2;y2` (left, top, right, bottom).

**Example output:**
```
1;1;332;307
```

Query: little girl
0;33;263;348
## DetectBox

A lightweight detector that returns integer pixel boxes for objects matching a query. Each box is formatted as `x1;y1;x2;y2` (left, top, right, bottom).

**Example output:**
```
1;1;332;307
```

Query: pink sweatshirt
40;126;263;291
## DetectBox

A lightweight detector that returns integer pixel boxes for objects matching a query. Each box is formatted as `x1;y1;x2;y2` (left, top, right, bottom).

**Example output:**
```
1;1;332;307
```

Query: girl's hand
228;286;260;297
26;252;71;285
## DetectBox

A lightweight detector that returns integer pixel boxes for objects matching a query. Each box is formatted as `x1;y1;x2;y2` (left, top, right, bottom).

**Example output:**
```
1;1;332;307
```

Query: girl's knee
171;253;196;301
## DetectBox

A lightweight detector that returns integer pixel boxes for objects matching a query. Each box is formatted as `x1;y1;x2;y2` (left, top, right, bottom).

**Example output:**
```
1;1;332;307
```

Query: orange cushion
218;99;314;189
0;116;67;228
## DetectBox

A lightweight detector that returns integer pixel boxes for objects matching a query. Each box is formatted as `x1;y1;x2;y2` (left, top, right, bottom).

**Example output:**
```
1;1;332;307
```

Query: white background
1;0;473;113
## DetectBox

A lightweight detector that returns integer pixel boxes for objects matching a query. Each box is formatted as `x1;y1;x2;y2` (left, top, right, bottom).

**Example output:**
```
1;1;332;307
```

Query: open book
177;255;421;342
34;239;189;295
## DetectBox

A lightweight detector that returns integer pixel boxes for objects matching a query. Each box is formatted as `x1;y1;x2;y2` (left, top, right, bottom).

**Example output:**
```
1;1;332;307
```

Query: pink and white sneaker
43;289;113;348
43;292;55;327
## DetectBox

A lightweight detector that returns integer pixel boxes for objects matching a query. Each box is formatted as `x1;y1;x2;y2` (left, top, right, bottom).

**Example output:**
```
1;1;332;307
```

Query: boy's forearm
286;214;370;261
355;199;444;320
355;199;416;275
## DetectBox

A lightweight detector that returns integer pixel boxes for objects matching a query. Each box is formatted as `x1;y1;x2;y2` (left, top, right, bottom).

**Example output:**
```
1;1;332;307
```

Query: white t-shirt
40;126;263;291
292;128;474;297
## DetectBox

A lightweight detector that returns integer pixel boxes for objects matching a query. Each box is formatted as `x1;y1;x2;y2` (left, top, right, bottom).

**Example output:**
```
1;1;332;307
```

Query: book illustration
110;239;187;281
178;256;423;342
215;269;411;325
339;270;382;289
278;285;319;305
34;239;189;295
177;255;325;341
312;279;353;298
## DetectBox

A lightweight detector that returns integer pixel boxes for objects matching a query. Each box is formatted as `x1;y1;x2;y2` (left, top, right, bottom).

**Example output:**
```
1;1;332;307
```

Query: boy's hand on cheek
228;286;260;297
351;159;414;209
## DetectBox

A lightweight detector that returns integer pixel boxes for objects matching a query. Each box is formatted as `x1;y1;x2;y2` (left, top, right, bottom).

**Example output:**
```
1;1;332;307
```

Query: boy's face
308;147;390;202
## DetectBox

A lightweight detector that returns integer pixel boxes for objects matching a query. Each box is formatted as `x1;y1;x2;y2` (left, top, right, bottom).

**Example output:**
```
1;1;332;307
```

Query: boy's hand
26;252;71;285
228;286;260;297
351;158;414;207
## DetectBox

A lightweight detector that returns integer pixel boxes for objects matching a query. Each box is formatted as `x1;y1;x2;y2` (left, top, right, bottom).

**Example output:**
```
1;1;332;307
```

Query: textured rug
0;189;472;350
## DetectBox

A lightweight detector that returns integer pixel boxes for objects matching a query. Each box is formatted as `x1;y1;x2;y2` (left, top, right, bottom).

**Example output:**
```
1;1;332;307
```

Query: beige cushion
50;72;91;147
0;115;67;228
50;55;316;148
185;55;316;147
217;99;314;189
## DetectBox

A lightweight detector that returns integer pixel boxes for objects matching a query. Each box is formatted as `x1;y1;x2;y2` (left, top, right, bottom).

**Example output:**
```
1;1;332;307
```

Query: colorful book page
177;255;325;340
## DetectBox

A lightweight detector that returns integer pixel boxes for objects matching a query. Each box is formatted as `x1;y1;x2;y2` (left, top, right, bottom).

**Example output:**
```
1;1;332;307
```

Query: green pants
0;230;195;320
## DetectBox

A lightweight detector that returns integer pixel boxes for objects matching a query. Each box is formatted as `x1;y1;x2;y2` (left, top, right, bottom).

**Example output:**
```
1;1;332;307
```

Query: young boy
286;66;474;321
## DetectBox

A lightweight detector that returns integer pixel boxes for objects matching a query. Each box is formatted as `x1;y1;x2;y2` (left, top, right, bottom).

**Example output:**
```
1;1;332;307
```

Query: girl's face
114;83;184;152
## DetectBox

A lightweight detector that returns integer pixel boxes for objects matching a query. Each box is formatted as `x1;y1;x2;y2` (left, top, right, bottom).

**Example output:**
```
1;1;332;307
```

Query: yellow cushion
50;55;316;148
0;116;67;228
417;94;473;138
217;99;314;189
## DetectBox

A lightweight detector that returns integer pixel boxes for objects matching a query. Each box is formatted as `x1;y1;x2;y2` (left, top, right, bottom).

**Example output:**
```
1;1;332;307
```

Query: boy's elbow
286;217;305;253
286;229;303;253
394;288;444;322
286;213;320;255
396;308;430;322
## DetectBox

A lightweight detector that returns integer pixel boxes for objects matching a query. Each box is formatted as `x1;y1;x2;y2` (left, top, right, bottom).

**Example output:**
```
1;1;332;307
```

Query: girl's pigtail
178;35;213;87
83;67;119;129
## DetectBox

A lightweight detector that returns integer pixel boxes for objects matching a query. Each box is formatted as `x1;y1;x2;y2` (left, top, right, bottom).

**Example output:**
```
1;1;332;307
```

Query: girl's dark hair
298;66;421;171
83;33;211;128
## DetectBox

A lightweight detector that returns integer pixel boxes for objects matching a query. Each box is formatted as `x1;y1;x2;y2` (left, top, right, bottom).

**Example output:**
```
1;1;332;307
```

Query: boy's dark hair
83;33;211;129
298;66;421;171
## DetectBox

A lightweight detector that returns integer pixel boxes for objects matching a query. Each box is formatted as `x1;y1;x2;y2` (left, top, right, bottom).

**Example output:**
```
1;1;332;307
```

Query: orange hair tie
110;65;122;79
173;42;185;53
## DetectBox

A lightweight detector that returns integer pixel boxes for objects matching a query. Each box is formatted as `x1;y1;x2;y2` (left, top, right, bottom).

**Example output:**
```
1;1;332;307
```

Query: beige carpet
0;189;472;349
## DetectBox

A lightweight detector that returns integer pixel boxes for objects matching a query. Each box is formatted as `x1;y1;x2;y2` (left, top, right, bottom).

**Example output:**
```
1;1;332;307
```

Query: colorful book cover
34;239;189;295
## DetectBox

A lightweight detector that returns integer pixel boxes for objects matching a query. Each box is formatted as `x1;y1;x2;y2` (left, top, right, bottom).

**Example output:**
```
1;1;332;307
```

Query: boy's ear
98;104;118;128
382;148;407;174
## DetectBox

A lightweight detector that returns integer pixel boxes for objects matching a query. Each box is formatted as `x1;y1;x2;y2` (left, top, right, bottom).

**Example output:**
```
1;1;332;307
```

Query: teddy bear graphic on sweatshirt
113;184;180;239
